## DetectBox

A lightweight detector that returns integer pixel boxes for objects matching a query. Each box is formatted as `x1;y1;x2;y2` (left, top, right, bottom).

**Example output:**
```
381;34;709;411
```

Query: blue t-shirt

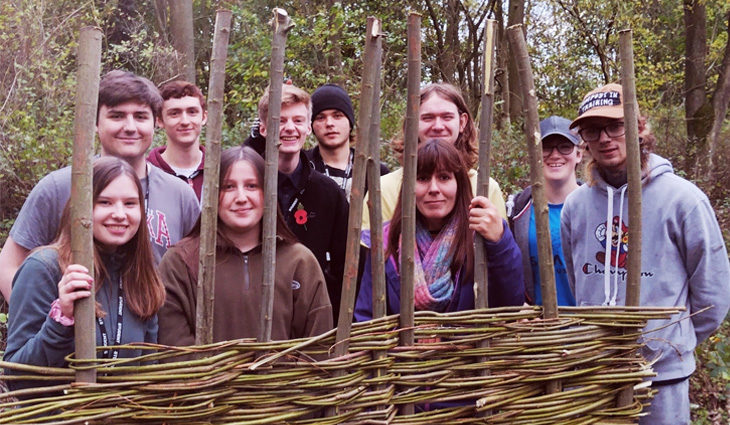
527;203;576;306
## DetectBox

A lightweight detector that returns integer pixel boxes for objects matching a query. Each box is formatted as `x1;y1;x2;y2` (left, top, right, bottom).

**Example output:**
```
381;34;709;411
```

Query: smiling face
418;93;468;145
415;170;458;231
218;160;264;238
97;101;155;163
542;135;582;184
93;174;142;252
579;117;627;173
158;95;207;148
312;108;350;150
259;102;311;156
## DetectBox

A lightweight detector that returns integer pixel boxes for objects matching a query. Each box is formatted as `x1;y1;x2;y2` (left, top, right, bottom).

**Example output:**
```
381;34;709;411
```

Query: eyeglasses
542;141;576;157
578;122;625;142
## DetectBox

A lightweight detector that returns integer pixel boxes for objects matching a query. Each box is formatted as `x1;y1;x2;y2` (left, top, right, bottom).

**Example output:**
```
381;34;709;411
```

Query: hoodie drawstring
602;189;614;305
610;186;628;305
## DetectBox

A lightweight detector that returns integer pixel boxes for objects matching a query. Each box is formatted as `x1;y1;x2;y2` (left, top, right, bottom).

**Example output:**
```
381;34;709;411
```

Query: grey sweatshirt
561;153;730;381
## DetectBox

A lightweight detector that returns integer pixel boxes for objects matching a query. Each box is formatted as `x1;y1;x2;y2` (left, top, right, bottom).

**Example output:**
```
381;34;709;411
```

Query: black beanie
311;84;355;130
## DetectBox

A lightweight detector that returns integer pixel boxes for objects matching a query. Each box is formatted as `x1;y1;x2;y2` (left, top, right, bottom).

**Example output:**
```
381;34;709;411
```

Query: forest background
0;1;728;422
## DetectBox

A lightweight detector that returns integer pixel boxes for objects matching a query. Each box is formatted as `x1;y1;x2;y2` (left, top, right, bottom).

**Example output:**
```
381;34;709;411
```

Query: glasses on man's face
578;122;625;143
542;141;575;157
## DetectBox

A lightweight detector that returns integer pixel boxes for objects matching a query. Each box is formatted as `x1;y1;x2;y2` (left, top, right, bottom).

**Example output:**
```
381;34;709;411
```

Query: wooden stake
367;28;386;321
71;26;102;384
619;29;642;307
333;17;382;357
508;24;561;395
259;8;294;342
474;19;497;310
617;28;642;408
399;12;421;417
400;12;421;349
195;9;232;346
506;24;558;320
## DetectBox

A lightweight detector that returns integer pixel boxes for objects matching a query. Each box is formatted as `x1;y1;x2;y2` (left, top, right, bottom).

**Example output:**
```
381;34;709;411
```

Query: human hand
57;264;93;319
468;196;504;242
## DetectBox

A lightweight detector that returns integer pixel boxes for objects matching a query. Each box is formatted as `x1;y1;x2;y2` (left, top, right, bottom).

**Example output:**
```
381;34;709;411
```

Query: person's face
418;93;468;145
579;117;627;173
218;160;264;237
97;101;155;162
542;135;582;183
158;96;207;147
93;174;142;252
312;109;350;150
415;170;458;231
259;102;311;155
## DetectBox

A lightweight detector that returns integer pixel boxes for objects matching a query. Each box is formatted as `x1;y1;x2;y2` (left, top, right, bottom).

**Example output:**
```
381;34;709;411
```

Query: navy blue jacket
354;220;525;321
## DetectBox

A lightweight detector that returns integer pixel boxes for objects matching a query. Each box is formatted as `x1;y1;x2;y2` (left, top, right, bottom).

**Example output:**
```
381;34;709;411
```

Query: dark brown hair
159;80;207;112
54;157;165;320
97;70;163;122
391;83;478;168
185;146;297;246
386;139;474;279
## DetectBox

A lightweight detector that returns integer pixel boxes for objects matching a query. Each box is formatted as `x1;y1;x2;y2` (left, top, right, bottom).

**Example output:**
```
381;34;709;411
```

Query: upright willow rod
71;26;102;384
333;17;382;357
506;24;558;320
195;9;232;345
260;8;294;342
617;28;642;408
473;19;498;310
399;12;421;417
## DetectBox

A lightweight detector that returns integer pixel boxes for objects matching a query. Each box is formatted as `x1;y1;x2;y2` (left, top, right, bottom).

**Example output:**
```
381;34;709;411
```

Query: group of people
0;69;727;424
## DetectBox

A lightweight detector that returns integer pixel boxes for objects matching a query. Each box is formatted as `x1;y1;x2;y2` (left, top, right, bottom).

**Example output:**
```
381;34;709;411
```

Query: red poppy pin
294;203;308;226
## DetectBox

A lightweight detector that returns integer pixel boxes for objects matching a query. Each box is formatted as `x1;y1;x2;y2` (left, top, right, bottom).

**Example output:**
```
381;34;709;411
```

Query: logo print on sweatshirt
147;209;171;248
594;216;628;268
291;280;301;290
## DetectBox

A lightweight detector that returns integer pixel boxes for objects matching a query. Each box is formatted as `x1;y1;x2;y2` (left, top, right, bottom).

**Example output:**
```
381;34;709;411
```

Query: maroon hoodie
147;145;205;201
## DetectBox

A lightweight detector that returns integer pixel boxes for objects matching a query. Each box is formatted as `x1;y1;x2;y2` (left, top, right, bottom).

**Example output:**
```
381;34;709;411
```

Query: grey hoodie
561;153;730;381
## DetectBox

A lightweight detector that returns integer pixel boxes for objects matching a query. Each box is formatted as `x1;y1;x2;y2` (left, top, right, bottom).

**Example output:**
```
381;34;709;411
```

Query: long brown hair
386;139;474;279
53;157;165;320
185;146;298;246
391;83;479;168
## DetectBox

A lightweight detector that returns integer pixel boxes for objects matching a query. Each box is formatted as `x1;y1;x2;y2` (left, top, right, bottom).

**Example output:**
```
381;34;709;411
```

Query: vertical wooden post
507;24;561;395
71;26;102;384
169;0;196;83
399;12;421;417
617;28;642;408
506;25;558;319
367;28;386;321
474;19;497;310
195;9;232;346
333;17;382;356
259;8;294;342
619;29;642;308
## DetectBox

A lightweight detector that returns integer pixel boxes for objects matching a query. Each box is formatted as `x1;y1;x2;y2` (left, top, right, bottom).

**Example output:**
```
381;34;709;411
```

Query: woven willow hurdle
0;306;679;424
0;9;675;425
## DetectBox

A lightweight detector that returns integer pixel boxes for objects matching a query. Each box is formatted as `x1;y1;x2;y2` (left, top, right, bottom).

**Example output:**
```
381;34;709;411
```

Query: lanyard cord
323;151;353;191
97;276;124;359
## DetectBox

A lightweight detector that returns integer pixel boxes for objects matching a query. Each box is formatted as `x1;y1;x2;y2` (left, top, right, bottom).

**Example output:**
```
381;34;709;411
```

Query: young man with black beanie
306;83;389;200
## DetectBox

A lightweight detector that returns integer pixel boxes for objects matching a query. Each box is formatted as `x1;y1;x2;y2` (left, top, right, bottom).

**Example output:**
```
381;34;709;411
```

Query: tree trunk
707;12;730;181
169;0;196;83
683;0;710;178
326;0;344;84
495;1;509;129
507;0;524;121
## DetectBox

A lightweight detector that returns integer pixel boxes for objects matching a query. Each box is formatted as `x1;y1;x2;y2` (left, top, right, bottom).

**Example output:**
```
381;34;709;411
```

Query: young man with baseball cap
560;83;730;424
508;116;582;306
306;83;389;200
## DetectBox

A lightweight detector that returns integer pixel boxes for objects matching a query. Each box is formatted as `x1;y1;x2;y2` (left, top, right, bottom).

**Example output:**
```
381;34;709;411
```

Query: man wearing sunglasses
508;116;582;307
560;83;730;425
